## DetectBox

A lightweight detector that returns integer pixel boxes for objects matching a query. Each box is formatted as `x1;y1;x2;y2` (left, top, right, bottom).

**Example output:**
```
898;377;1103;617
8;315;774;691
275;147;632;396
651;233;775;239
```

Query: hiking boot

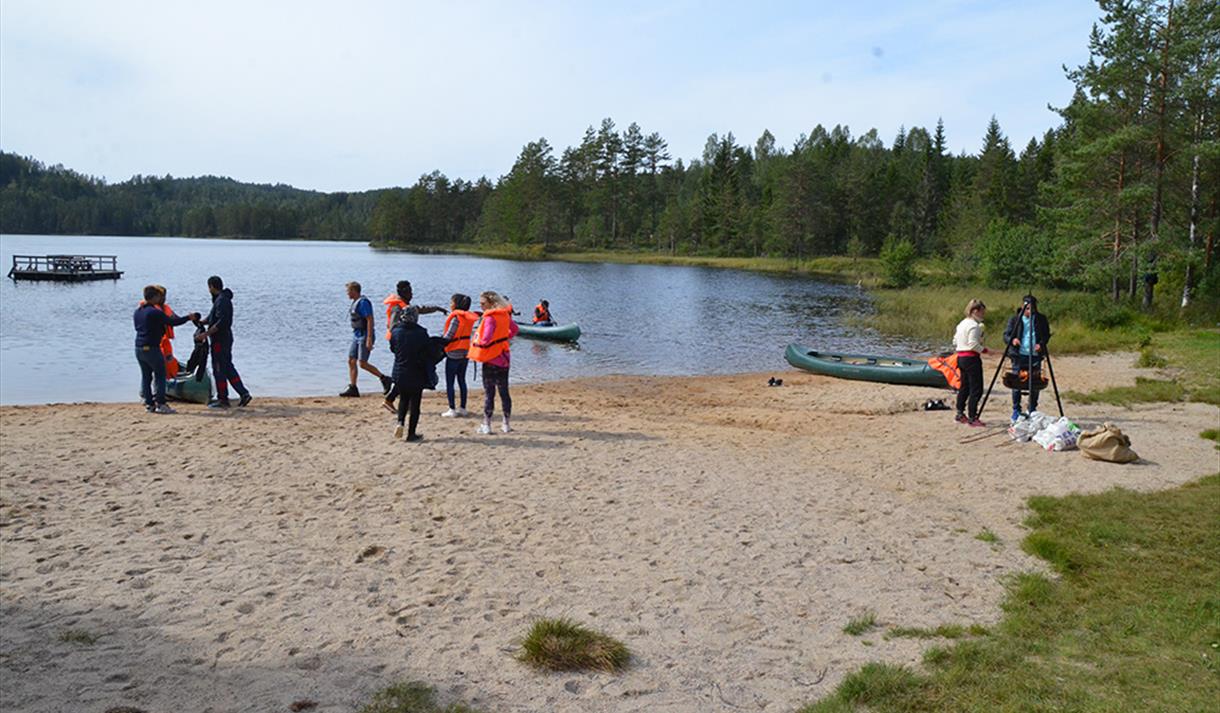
380;375;393;395
441;408;458;418
207;399;231;409
968;419;987;428
340;385;360;398
154;404;177;415
394;424;404;439
954;413;967;424
238;393;252;408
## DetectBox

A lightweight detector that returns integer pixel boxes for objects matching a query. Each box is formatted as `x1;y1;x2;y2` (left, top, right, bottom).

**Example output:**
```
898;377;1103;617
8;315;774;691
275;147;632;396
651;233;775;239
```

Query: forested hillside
2;0;1215;307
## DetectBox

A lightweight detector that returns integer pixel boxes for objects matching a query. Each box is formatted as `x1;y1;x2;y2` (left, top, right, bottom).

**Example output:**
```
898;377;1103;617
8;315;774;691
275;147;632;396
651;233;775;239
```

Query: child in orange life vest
469;291;519;434
532;300;554;326
439;293;477;417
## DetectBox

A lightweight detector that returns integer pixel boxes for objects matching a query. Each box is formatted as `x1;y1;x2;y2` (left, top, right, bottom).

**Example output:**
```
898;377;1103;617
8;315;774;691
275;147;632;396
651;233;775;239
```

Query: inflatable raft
784;344;949;388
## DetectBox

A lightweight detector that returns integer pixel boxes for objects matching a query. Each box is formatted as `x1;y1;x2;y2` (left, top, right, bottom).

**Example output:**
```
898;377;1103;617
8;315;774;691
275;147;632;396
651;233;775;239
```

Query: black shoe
208;399;231;409
406;433;424;443
238;393;252;407
339;385;360;398
380;375;393;395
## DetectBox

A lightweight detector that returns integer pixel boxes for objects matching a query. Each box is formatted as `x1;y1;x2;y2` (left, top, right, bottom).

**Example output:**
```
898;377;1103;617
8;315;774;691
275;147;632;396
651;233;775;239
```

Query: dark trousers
956;354;984;420
446;357;469;409
1010;353;1043;411
481;363;511;420
211;341;249;402
136;346;167;407
396;387;422;435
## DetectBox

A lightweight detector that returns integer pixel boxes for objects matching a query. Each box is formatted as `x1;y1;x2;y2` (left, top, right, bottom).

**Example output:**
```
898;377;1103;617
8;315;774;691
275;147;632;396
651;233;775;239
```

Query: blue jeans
136;345;167;407
1011;353;1043;411
446;357;468;409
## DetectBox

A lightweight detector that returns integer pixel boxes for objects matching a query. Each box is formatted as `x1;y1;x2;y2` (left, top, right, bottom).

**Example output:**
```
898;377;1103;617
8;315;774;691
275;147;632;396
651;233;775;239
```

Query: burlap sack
1078;423;1139;463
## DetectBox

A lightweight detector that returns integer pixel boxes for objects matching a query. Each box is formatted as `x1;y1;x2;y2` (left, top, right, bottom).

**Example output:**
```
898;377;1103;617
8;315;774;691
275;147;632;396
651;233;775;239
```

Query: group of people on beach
134;274;550;443
952;294;1052;427
343;280;528;442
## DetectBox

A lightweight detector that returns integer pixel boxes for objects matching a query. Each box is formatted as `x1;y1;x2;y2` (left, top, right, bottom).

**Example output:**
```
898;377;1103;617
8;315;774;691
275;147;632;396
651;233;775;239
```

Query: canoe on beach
784;344;949;388
514;322;582;343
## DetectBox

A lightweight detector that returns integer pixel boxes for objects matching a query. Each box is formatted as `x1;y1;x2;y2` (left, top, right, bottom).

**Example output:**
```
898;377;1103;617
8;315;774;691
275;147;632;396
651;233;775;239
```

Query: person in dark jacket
1002;294;1052;421
389;310;432;442
195;275;252;409
134;284;198;414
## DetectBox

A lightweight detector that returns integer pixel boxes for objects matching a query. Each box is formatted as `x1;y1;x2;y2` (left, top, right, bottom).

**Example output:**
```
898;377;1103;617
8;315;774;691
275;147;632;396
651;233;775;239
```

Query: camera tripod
977;325;1063;420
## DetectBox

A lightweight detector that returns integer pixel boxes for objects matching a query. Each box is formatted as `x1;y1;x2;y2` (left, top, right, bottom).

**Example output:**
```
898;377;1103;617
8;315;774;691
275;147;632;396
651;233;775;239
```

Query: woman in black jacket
389;311;432;442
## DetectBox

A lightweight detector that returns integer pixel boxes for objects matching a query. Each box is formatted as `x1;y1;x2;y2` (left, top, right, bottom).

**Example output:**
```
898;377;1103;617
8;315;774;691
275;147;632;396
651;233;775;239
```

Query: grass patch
886;624;970;640
1203;429;1220;450
842;611;878;636
357;682;481;713
57;629;100;645
518;618;630;672
1064;377;1186;406
799;474;1220;712
974;528;1001;545
1136;347;1168;368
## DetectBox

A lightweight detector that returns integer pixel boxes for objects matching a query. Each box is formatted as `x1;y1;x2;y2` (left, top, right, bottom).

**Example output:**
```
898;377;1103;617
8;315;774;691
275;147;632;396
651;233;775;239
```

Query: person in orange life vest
139;285;181;378
439;293;477;418
380;280;447;412
532;300;554;326
134;284;198;414
340;281;393;398
468;290;519;435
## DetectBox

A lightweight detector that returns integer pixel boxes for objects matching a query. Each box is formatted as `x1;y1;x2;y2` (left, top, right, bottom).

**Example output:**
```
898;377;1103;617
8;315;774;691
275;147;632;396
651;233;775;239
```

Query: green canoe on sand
784;344;949;388
514;322;582;343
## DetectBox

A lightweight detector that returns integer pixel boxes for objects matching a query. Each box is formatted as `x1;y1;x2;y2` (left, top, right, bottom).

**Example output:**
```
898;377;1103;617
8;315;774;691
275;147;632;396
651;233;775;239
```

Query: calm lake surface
0;235;933;405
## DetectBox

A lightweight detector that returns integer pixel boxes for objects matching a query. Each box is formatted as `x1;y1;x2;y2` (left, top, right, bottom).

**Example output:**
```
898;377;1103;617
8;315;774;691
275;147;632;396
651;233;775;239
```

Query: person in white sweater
953;299;990;426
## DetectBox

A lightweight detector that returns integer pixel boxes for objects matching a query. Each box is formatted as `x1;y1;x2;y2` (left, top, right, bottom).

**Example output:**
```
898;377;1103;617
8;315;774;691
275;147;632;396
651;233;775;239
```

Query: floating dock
8;255;123;282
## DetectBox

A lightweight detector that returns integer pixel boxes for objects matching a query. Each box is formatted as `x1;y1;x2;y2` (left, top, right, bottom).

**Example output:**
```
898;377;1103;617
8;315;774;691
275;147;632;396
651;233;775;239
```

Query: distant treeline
1;0;1216;307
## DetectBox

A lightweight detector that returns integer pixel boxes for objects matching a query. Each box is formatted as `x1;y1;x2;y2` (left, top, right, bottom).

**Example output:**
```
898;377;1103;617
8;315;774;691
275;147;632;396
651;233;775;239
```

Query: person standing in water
440;293;477;417
134;285;197;414
196;275;252;409
468;291;519;434
341;281;393;398
952;299;989;427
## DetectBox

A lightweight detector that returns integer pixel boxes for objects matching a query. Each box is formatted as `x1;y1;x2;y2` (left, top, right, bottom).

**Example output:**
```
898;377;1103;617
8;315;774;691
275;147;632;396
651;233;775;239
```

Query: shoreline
3;358;1216;712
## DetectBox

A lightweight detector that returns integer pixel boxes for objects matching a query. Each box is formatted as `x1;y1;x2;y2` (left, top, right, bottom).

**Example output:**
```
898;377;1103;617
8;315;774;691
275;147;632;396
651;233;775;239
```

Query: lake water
0;235;931;405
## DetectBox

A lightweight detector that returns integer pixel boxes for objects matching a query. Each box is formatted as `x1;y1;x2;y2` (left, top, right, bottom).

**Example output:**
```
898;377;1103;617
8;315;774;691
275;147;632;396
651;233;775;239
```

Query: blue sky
0;1;1102;192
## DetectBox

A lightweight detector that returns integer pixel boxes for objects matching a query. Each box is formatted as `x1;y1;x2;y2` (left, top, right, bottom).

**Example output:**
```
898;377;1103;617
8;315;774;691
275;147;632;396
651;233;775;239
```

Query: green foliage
1064;377;1186;406
1137;348;1168;368
357;682;481;713
518;618;630;672
885;624;971;640
843;611;878;636
799;474;1220;712
57;629;100;645
879;237;917;288
975;220;1055;288
974;528;1001;545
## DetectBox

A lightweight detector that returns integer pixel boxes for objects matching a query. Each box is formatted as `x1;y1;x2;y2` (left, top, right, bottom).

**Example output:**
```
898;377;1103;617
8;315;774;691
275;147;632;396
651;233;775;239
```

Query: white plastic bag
1032;417;1081;451
1009;411;1053;442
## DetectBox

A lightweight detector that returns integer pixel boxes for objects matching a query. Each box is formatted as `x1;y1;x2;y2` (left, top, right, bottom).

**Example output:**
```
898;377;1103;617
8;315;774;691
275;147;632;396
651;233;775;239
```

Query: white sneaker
476;423;492;435
501;421;512;434
456;408;470;417
394;424;404;439
154;404;177;415
440;409;458;418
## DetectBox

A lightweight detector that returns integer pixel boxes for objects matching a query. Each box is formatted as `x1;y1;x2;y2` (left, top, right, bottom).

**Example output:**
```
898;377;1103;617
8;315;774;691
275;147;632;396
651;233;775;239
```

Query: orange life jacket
443;310;478;354
383;293;408;341
533;304;552;324
468;307;513;363
927;353;960;390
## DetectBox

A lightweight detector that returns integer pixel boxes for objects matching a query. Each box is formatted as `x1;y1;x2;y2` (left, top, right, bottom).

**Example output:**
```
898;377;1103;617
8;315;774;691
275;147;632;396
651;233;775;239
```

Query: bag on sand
1078;423;1139;463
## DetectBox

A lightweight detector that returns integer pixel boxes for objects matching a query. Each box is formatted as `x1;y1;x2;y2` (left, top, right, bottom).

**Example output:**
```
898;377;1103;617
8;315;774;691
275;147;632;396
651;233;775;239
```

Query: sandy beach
1;353;1216;713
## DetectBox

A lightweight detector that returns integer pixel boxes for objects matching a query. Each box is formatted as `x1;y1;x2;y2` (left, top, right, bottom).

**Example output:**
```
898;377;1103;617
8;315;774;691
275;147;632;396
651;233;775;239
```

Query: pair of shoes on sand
440;408;470;418
476;421;511;435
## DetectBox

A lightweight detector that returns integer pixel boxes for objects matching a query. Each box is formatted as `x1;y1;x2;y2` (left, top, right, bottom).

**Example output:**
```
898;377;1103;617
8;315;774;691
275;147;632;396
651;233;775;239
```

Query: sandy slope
1;353;1215;713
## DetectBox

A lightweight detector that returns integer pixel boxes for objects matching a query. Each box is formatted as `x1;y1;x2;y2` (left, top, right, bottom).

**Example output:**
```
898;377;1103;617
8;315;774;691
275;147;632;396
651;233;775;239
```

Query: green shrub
879;237;917;288
518;618;630;672
976;220;1053;289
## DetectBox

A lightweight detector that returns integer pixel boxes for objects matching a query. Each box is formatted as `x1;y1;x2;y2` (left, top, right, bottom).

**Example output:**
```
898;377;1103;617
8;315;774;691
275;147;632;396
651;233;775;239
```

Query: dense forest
1;0;1216;307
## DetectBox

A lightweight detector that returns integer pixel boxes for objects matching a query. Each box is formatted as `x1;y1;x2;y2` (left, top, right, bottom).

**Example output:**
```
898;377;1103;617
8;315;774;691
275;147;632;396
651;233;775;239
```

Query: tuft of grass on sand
842;611;878;636
799;474;1220;712
58;629;101;645
1064;377;1186;406
357;682;481;713
886;624;969;640
1202;429;1220;450
518;618;630;672
1136;347;1168;368
974;528;1001;546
